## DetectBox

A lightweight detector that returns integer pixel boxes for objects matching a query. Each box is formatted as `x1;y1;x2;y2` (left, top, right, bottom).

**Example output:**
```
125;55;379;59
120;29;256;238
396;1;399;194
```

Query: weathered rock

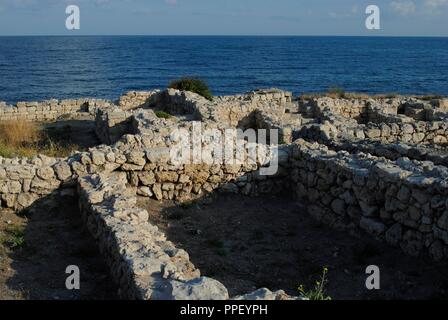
91;151;106;166
16;193;38;208
37;166;55;180
360;217;386;236
152;184;163;200
234;288;302;300
53;162;73;181
385;223;402;246
167;277;229;300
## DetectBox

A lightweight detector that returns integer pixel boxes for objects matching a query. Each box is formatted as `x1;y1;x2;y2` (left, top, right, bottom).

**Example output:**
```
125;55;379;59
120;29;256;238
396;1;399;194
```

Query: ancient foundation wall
361;121;448;145
289;140;448;261
95;108;136;145
95;88;296;145
0;99;111;122
77;172;295;300
3;134;448;262
0;135;288;209
0;146;121;211
298;113;448;148
118;90;161;111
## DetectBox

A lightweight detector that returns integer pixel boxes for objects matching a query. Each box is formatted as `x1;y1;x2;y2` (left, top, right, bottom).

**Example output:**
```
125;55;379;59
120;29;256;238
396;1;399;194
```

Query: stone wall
118;90;161;111
299;96;448;122
3;111;448;264
316;139;448;167
304;119;448;147
77;170;299;300
0;145;120;211
0;99;112;122
0;133;287;208
297;97;448;148
289;139;448;261
299;97;371;120
95;108;136;145
2;88;448;299
95;88;297;145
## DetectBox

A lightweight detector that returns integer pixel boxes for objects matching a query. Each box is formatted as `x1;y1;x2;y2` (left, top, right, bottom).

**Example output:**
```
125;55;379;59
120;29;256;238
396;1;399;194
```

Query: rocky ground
141;193;448;300
0;195;118;300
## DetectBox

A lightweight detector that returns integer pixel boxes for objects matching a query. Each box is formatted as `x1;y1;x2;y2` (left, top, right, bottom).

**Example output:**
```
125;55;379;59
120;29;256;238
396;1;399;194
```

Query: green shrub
327;85;346;98
169;77;213;101
180;200;195;209
1;226;26;249
155;111;172;119
298;267;332;300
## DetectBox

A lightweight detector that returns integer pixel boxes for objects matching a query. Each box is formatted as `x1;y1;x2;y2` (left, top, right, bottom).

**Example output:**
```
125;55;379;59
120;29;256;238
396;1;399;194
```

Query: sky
0;0;447;36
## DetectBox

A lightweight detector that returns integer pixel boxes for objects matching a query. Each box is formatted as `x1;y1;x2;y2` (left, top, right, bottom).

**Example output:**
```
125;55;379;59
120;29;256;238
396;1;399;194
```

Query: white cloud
424;0;448;8
328;5;359;19
390;0;416;16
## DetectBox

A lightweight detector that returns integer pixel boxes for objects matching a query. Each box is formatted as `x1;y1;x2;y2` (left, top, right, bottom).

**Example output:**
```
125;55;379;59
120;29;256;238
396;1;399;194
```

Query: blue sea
0;36;447;104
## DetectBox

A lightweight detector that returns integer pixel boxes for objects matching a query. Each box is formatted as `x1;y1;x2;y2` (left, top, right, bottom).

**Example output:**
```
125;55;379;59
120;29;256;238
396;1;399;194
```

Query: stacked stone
299;96;448;124
0;155;72;210
77;172;229;300
95;88;297;145
95;108;135;144
290;139;448;261
299;97;374;121
361;121;448;145
118;90;161;111
112;133;290;202
0;143;126;210
0;98;111;122
297;98;448;148
160;89;208;116
322;140;448;167
0;131;289;210
77;171;300;300
2;88;448;269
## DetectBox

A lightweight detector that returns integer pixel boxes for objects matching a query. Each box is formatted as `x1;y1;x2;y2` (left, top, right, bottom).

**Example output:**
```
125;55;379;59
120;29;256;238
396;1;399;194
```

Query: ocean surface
0;36;447;104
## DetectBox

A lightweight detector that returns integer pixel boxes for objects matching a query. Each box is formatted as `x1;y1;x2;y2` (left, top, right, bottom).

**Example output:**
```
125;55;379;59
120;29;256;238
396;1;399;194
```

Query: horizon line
0;34;448;38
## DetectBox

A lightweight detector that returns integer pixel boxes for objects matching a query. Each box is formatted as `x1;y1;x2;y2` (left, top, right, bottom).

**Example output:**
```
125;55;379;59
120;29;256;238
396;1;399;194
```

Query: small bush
298;267;332;300
1;226;26;249
169;77;213;101
180;200;195;209
420;94;444;101
300;89;370;100
327;86;346;99
155;111;172;119
375;93;399;99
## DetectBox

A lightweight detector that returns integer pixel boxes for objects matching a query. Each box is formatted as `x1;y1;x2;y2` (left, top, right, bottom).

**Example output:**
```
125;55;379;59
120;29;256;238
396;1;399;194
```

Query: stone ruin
1;88;448;299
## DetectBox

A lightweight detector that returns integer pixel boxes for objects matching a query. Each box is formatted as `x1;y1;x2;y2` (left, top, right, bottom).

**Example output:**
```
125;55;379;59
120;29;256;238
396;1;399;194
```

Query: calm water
0;36;447;103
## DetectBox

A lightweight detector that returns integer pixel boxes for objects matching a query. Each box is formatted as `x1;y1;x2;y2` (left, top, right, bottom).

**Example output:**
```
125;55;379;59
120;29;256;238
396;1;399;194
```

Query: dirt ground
140;194;448;300
44;119;100;149
0;195;118;300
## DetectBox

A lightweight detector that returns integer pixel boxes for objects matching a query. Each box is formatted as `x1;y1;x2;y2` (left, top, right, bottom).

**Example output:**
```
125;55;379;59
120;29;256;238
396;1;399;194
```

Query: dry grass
299;88;448;101
0;120;80;158
0;120;40;147
298;86;404;100
419;94;445;101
